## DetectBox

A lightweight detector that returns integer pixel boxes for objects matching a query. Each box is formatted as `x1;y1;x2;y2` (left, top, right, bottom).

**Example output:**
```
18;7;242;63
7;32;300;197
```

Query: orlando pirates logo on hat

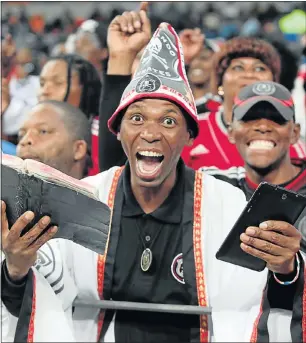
136;74;161;93
252;82;276;96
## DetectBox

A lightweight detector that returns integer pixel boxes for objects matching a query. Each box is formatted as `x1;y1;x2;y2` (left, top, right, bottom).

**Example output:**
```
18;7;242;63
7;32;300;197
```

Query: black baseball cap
233;81;295;121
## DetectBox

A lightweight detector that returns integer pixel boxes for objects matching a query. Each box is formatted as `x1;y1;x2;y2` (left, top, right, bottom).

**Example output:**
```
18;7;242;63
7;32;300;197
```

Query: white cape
1;167;302;342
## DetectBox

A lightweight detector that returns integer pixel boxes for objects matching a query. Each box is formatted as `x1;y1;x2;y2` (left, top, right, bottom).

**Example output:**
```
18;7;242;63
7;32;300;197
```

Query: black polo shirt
111;163;198;342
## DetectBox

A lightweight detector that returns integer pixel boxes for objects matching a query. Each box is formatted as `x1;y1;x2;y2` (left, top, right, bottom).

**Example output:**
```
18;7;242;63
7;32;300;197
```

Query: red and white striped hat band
108;22;199;137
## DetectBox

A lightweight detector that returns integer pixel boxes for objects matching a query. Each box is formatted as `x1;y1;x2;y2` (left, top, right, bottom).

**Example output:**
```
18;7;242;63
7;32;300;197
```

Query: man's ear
73;140;87;161
228;124;236;144
290;123;301;145
185;130;194;147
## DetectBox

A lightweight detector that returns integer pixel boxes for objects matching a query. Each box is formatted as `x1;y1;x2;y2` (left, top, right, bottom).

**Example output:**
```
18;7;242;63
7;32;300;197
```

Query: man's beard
246;151;287;177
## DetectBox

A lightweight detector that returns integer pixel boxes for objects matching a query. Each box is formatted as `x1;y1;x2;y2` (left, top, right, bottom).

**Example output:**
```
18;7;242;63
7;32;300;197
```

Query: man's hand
107;2;151;74
1;201;58;281
240;220;301;275
179;28;205;65
1;78;10;114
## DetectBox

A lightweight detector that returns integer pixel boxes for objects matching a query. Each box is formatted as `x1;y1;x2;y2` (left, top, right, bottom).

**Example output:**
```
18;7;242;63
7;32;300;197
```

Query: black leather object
2;165;111;255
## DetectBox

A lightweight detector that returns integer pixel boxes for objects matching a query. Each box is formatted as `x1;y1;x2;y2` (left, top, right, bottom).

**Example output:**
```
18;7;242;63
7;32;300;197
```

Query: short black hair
37;99;93;176
46;54;102;120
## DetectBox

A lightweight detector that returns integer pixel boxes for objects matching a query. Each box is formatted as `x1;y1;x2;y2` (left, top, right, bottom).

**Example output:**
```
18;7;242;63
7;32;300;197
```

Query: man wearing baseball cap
2;22;305;343
203;80;306;250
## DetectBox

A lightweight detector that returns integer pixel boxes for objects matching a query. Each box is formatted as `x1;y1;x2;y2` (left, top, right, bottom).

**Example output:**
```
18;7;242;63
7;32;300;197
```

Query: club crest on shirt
171;253;185;284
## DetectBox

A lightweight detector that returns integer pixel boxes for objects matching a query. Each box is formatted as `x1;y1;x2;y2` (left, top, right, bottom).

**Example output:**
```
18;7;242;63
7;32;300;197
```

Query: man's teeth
138;151;163;157
249;140;275;150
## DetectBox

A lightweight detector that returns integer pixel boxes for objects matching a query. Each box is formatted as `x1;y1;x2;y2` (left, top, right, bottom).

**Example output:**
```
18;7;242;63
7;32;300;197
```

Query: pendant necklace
136;218;163;272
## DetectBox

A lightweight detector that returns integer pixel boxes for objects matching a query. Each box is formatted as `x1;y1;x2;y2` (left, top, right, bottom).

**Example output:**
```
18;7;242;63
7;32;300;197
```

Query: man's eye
131;114;143;122
163;117;176;126
39;129;48;134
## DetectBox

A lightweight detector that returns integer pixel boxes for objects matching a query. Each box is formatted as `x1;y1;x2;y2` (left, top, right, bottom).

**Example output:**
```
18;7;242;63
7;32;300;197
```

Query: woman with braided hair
38;54;102;175
181;37;306;170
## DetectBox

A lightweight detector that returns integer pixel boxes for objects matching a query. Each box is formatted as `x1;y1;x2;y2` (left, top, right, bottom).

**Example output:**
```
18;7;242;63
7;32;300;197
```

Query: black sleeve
1;260;27;317
99;74;131;172
267;260;298;310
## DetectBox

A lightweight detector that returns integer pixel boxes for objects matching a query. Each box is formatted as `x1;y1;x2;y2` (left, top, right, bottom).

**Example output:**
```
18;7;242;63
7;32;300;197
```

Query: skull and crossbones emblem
142;37;169;70
138;79;156;92
136;74;161;93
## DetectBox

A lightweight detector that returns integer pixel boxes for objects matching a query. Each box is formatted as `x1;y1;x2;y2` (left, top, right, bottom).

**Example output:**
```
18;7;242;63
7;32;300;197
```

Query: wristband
273;253;300;286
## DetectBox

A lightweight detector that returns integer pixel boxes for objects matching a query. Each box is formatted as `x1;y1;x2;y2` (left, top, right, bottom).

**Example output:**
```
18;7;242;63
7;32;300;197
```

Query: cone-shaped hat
108;22;199;137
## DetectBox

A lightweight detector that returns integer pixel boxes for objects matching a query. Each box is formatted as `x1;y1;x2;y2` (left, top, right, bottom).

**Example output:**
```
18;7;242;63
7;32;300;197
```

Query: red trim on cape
194;171;209;342
96;167;124;341
303;265;306;342
27;273;36;343
250;291;264;342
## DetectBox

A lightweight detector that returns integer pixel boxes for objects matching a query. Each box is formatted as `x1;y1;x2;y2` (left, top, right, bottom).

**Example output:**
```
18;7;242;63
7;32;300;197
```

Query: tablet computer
216;182;306;271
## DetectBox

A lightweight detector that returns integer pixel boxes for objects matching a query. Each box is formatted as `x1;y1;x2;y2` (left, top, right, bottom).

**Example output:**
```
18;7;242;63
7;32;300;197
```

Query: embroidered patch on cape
171;253;185;284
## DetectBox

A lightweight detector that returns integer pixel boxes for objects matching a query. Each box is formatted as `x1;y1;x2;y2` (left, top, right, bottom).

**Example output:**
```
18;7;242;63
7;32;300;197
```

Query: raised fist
179;28;205;65
107;2;151;58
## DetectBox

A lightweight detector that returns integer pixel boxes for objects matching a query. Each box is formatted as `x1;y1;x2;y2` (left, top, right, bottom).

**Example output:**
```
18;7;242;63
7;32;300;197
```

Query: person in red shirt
37;54;102;175
182;37;306;170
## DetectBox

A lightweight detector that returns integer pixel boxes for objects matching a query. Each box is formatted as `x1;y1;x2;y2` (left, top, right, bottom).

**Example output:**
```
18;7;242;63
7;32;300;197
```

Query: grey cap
233;81;295;121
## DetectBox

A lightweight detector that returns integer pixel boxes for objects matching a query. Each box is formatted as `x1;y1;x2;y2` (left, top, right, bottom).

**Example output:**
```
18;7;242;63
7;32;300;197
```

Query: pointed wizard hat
108;22;199;137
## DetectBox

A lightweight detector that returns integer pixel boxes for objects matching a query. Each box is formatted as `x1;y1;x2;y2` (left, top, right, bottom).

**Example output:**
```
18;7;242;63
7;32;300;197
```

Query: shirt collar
122;160;185;224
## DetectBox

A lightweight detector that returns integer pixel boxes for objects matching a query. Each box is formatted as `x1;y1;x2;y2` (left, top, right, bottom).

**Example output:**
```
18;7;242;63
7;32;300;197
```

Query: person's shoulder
200;169;246;201
83;166;121;192
200;166;246;186
82;166;121;185
82;166;124;202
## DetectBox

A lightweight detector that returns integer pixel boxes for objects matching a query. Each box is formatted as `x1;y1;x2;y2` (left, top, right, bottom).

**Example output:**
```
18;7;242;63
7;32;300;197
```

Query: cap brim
233;96;294;121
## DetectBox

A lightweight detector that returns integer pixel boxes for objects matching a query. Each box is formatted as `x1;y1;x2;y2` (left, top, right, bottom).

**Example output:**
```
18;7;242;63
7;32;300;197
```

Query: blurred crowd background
2;1;306;76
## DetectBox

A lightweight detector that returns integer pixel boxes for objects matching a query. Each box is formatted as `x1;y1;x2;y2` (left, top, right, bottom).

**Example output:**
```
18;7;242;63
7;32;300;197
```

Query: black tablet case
2;165;111;255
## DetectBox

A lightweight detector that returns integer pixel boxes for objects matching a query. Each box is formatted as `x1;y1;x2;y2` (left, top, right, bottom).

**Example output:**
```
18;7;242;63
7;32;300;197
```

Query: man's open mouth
136;151;164;178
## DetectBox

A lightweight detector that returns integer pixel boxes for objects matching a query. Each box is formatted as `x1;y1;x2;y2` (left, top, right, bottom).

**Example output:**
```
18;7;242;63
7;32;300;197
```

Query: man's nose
140;125;163;143
19;132;35;146
39;83;52;97
254;119;273;132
